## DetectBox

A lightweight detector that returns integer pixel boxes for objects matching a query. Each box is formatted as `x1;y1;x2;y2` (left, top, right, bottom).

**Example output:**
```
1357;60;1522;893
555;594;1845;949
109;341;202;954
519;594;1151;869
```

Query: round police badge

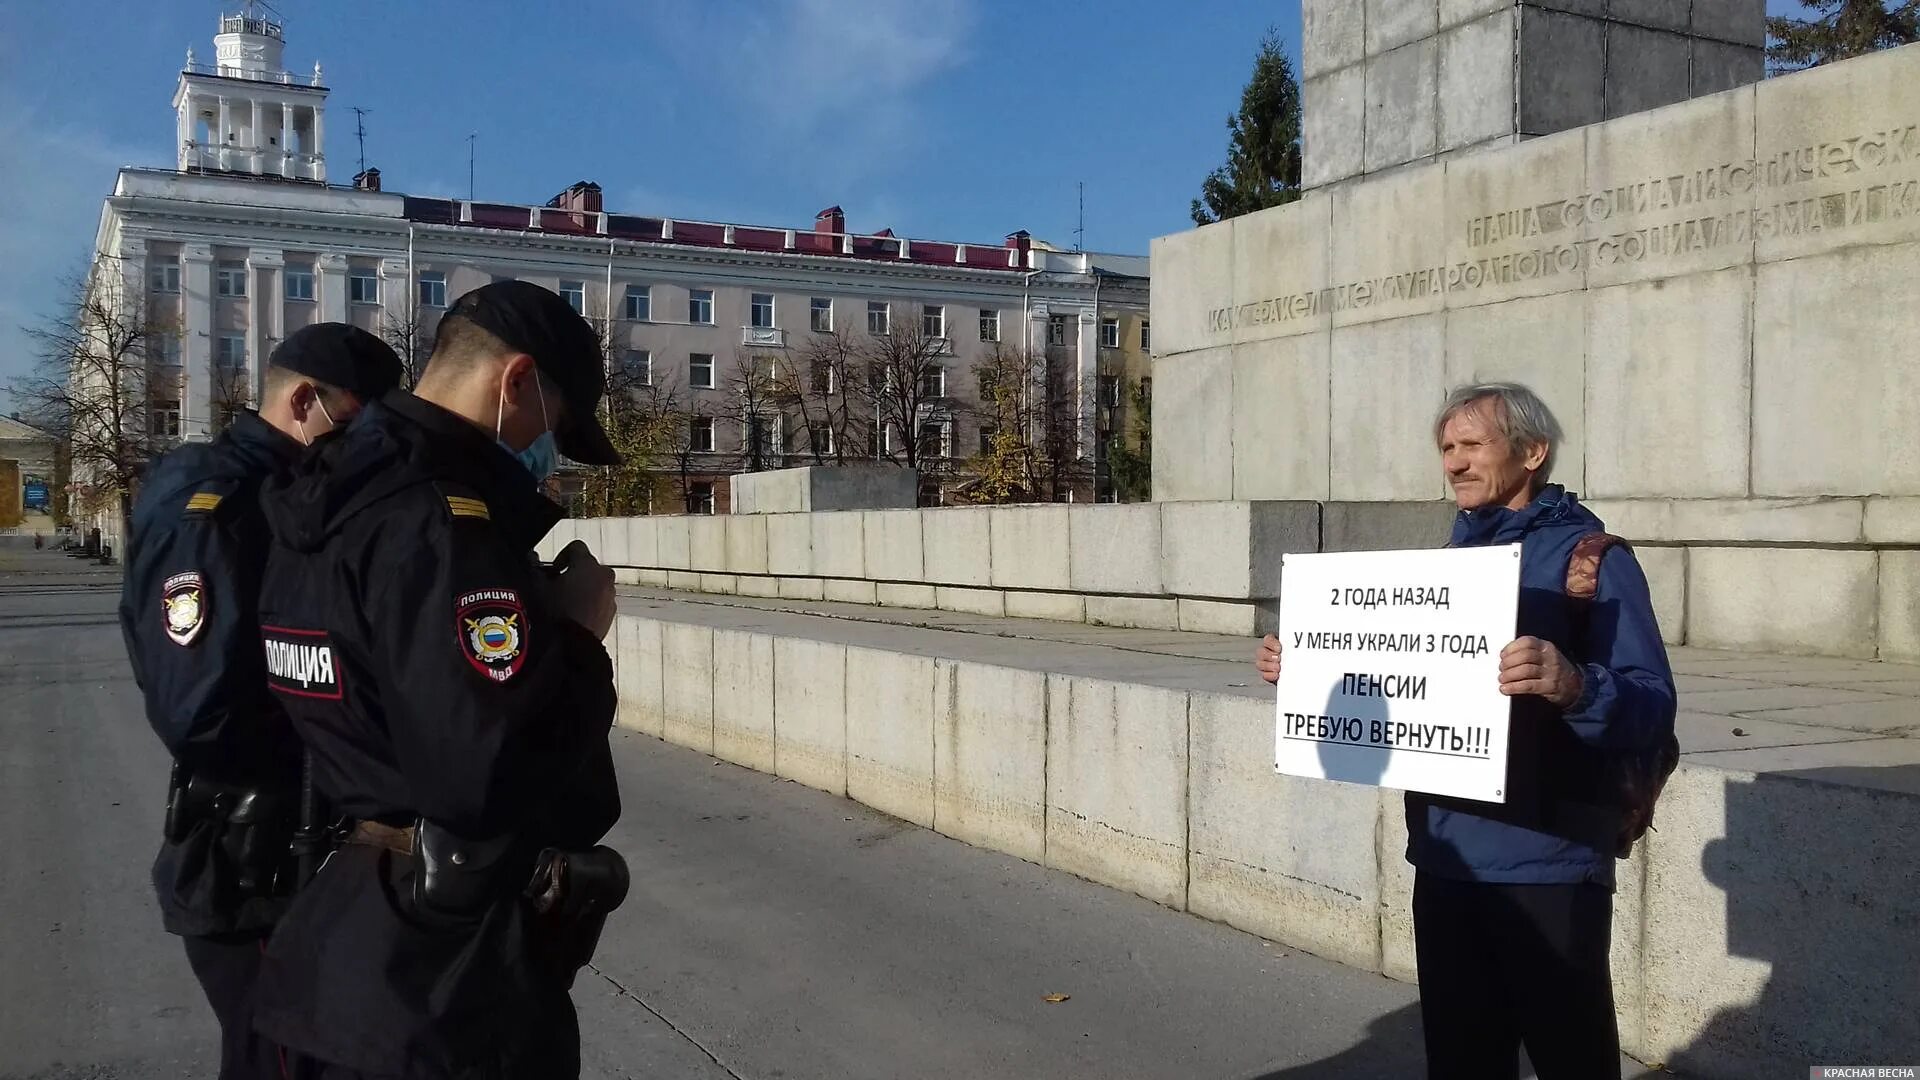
161;571;207;647
456;589;528;682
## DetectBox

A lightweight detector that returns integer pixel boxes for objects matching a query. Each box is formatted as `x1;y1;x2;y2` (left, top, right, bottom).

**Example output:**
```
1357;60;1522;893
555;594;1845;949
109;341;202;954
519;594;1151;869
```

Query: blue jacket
1405;485;1676;887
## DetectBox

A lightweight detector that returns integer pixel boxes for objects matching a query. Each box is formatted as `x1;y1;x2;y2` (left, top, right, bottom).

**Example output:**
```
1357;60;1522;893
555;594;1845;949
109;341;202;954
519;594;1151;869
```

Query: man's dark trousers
1412;870;1619;1080
183;933;281;1080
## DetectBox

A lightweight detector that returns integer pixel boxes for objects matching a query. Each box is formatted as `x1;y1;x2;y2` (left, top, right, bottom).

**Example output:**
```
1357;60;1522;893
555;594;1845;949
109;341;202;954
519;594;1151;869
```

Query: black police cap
446;281;619;466
269;323;404;403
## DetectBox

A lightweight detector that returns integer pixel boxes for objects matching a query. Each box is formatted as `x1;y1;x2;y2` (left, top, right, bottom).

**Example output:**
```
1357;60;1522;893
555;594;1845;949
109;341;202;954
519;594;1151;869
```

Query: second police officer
252;282;629;1079
119;324;403;1080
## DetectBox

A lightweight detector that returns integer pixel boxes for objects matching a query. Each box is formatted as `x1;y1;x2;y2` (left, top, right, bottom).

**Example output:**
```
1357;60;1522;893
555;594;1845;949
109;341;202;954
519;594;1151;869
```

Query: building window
216;261;247;297
978;423;997;457
867;300;890;335
284;264;314;301
810;360;836;395
1048;314;1070;346
349;270;379;305
624;285;651;321
1098;374;1121;408
750;292;775;329
1100;317;1119;349
418;272;447;309
744;414;779;465
1140;376;1153;404
917;419;950;460
151;263;181;294
918;367;946;399
149;399;181;437
689;481;716;515
810;422;835;456
921;304;945;338
979;308;999;342
810;297;833;333
622;349;652;386
689;352;715;389
689;416;715;453
689;289;714;325
558;281;585;314
917;478;943;507
149;334;182;369
216;333;246;368
1140;320;1152;351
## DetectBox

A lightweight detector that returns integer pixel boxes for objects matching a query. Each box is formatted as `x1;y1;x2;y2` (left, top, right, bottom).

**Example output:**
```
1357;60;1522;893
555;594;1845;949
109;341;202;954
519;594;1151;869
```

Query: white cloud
0;102;144;400
660;0;976;186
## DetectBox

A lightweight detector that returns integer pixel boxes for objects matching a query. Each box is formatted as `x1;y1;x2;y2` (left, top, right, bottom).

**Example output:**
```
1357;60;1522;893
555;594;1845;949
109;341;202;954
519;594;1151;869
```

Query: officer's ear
499;353;540;407
288;379;320;421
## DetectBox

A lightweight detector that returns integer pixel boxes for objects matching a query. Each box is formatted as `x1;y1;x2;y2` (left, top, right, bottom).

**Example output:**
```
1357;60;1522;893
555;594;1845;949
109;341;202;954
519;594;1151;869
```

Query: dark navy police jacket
1405;485;1677;888
118;409;305;937
251;391;618;1078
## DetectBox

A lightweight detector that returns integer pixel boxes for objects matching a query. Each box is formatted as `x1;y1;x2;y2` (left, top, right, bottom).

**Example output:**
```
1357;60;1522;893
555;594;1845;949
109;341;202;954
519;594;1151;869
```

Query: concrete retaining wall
555;495;1920;659
730;464;918;515
609;608;1920;1079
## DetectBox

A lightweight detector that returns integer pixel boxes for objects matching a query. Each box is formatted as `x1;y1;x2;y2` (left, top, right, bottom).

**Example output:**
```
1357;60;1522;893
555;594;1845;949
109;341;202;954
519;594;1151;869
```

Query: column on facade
217;97;230;171
251;100;264;174
1075;308;1098;462
176;97;193;171
316;253;348;323
247;249;284;400
281;103;294;178
310;107;325;182
378;257;409;362
180;245;215;441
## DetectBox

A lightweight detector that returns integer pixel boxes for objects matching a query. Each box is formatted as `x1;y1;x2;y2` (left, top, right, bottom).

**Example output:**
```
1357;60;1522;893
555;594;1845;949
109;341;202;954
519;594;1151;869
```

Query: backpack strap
1565;532;1628;607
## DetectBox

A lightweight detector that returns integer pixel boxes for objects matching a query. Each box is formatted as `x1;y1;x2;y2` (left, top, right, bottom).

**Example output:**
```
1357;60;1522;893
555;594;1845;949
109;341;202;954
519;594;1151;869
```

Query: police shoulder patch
161;571;208;646
456;588;528;683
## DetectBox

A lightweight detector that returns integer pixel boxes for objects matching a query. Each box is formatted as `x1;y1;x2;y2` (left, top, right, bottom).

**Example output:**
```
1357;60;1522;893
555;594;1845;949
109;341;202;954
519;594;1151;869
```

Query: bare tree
578;352;685;517
208;355;253;436
858;322;955;474
721;352;787;474
379;304;434;388
953;344;1092;504
770;331;868;465
7;259;176;546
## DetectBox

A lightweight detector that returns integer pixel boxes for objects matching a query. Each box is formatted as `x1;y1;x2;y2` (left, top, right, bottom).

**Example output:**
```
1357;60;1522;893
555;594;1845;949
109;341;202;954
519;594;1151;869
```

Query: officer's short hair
262;363;353;411
424;311;514;377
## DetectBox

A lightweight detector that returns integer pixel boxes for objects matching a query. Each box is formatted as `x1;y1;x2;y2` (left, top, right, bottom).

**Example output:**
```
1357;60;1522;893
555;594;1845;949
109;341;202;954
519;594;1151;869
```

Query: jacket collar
378;390;563;551
223;409;304;471
1451;483;1573;547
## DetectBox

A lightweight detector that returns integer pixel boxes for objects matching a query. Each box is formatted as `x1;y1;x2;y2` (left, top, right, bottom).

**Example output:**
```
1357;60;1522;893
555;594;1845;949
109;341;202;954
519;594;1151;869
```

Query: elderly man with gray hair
1255;382;1676;1080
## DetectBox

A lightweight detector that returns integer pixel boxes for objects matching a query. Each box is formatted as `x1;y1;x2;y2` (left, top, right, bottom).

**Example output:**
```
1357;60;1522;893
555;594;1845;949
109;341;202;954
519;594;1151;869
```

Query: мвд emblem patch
162;571;207;646
457;589;528;683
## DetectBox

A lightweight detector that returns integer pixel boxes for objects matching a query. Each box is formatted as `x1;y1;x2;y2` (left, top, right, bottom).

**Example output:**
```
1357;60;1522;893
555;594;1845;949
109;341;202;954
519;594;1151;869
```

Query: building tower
173;7;329;182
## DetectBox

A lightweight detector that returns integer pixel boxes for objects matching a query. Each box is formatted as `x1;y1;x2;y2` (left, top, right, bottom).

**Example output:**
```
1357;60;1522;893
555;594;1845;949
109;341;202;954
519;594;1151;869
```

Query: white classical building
84;10;1149;532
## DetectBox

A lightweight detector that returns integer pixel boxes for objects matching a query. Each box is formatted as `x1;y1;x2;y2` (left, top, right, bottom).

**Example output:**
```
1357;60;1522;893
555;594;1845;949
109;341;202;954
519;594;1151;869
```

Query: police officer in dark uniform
118;323;403;1080
253;282;627;1079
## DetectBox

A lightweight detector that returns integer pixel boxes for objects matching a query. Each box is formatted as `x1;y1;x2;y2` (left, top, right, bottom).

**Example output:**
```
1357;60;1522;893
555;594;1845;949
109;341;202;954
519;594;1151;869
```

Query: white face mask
295;391;336;447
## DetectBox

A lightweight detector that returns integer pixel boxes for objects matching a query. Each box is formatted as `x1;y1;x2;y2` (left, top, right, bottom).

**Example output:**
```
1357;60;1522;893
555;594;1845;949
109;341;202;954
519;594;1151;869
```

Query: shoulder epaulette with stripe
180;476;242;518
434;482;491;522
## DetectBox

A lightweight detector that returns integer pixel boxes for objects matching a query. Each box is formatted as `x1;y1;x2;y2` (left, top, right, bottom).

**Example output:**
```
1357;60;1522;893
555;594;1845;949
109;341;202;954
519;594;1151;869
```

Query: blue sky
0;1;1807;398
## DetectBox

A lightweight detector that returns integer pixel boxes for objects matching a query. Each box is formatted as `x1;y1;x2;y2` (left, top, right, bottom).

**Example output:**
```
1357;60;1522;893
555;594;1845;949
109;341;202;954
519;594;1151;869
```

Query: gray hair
1433;382;1564;485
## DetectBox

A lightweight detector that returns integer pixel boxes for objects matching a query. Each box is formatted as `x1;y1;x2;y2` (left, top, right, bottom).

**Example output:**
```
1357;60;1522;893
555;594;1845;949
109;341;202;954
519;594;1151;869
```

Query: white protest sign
1273;545;1521;803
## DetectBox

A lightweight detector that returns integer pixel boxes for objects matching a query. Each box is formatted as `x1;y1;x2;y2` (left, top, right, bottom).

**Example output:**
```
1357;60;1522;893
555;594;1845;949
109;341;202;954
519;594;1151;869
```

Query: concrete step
609;586;1920;1080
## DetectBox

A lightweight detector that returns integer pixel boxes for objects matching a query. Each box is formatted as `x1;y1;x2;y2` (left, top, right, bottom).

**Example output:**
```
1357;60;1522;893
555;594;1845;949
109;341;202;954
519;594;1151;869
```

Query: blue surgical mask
495;370;557;485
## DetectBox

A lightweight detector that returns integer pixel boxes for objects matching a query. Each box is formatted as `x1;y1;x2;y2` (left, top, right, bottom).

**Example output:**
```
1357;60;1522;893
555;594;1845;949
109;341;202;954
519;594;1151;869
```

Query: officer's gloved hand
550;539;615;640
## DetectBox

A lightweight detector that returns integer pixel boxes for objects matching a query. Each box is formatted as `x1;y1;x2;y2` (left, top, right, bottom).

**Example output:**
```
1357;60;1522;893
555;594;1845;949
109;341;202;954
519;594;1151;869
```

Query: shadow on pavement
1243;1003;1426;1079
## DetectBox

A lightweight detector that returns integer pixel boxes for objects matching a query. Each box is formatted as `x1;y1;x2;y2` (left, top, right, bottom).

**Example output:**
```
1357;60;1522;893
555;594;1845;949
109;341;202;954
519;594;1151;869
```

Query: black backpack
1566;533;1681;858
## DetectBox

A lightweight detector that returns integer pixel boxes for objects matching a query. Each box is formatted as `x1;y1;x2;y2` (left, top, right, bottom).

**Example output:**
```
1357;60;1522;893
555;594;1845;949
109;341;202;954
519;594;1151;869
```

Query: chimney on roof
1004;229;1032;262
874;227;895;238
815;205;845;234
547;181;603;214
353;167;382;192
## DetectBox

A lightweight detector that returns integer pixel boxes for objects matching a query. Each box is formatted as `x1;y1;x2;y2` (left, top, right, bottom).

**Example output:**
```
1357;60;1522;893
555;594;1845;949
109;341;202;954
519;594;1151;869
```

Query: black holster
525;846;630;988
410;819;521;918
162;763;295;897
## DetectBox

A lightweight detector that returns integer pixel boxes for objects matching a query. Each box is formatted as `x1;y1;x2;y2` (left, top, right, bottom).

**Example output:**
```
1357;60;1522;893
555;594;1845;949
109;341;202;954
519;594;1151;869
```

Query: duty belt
345;820;416;857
